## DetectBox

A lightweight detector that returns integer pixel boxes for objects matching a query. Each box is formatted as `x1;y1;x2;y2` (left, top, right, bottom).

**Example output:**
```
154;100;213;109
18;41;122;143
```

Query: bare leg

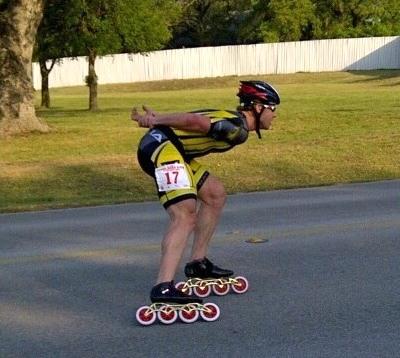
191;175;226;261
156;198;197;284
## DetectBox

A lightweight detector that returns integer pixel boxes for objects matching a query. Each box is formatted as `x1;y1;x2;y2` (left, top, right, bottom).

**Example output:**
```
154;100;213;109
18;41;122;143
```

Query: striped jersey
169;109;248;159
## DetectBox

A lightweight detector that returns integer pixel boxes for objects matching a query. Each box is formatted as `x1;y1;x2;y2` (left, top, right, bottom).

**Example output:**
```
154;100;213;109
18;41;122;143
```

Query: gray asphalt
1;180;399;358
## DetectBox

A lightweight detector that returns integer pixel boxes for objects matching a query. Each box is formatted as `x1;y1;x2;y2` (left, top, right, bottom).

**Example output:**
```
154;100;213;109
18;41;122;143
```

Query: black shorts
137;127;209;209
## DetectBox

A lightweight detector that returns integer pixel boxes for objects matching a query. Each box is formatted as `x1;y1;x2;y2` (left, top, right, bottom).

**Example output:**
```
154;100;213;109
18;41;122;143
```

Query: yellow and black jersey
169;109;248;159
137;109;248;208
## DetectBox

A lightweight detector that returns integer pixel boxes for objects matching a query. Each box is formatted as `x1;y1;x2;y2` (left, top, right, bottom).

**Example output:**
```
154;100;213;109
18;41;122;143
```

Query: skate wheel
157;305;178;324
194;284;212;298
231;276;249;294
175;281;193;295
200;303;220;322
178;305;199;323
136;305;157;326
212;282;230;296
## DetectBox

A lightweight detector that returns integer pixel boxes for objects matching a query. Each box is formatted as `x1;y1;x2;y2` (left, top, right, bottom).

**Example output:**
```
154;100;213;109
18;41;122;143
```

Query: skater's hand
131;105;157;128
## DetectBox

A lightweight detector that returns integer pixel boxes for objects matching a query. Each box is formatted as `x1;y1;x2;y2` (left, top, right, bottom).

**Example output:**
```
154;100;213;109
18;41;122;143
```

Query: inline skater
132;80;280;306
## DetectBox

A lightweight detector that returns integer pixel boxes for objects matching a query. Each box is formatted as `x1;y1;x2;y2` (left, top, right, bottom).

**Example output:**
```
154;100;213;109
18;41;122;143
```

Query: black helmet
237;80;280;139
237;80;280;107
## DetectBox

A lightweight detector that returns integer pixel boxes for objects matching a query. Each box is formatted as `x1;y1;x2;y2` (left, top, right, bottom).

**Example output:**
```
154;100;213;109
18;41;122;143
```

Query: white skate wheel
200;303;220;322
231;276;249;294
179;306;199;323
212;282;230;296
157;305;178;324
136;305;157;326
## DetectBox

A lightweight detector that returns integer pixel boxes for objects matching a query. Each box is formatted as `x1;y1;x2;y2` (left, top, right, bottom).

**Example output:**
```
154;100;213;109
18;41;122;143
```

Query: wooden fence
32;36;400;89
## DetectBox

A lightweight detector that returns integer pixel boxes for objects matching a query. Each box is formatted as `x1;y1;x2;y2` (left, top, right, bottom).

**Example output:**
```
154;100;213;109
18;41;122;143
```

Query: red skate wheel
231;276;249;294
212;282;230;296
179;306;199;323
175;281;193;295
200;303;220;322
136;305;157;326
194;284;212;298
157;305;178;324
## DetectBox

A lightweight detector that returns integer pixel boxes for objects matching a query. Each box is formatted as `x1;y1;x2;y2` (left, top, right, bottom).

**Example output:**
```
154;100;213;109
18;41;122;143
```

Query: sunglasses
262;104;277;112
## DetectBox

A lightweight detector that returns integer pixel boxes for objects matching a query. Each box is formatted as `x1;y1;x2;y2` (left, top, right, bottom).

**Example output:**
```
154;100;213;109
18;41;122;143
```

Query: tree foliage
36;0;181;110
35;0;77;108
62;0;180;58
239;0;316;43
171;0;400;46
80;0;180;110
35;1;75;62
170;0;252;47
315;0;400;38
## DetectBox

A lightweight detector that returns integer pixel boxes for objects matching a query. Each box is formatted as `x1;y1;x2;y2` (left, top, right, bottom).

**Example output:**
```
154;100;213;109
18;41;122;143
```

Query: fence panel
32;36;400;89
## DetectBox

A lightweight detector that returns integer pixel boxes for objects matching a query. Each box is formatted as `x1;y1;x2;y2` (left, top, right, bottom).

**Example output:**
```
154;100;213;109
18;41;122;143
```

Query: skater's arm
131;105;211;133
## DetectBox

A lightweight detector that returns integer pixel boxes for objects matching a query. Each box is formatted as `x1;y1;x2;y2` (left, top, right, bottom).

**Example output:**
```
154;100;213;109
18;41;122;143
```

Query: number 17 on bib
155;163;191;192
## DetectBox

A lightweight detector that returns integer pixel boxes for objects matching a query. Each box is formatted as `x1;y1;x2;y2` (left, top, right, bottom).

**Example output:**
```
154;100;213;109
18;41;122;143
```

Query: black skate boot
184;257;234;279
150;281;203;304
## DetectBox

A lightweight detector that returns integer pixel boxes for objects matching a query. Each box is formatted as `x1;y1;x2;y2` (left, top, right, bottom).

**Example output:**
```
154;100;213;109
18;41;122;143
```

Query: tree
171;0;400;46
262;0;316;42
0;0;49;137
170;0;251;48
62;0;181;111
34;0;76;108
238;0;317;43
314;0;400;38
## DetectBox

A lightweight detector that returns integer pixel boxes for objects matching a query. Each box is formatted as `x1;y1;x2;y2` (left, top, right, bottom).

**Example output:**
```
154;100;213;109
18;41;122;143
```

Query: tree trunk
87;50;98;111
0;0;49;137
39;58;56;108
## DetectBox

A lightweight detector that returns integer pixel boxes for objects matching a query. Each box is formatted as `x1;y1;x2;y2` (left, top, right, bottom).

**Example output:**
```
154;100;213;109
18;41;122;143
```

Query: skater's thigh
166;197;197;220
155;142;197;209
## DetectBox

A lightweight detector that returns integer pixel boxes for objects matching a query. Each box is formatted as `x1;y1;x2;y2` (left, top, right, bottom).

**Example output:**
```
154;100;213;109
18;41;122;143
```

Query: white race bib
155;163;191;192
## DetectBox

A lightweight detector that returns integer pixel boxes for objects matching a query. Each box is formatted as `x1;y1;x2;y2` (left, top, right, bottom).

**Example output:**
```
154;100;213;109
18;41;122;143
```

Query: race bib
155;163;191;192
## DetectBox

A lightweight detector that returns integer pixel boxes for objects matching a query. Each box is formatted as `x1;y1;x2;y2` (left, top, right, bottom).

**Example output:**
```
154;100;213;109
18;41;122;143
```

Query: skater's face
254;103;277;130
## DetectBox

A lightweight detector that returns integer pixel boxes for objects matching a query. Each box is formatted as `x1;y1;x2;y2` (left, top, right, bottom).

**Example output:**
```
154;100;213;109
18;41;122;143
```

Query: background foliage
170;0;400;47
33;0;400;110
36;0;400;55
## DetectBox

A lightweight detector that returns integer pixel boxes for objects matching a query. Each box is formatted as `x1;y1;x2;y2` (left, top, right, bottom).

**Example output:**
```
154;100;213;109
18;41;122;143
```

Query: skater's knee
174;210;197;230
167;199;197;230
198;176;226;209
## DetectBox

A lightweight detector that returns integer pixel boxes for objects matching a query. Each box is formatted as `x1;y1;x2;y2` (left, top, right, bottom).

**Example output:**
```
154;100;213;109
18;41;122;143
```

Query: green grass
1;70;399;213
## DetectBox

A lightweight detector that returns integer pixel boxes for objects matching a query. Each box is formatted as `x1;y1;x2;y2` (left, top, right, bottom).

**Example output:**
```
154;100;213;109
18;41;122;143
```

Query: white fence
32;36;400;90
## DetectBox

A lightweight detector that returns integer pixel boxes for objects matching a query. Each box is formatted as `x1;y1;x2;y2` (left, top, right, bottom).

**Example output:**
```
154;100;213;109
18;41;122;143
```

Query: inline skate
136;281;220;326
175;257;249;298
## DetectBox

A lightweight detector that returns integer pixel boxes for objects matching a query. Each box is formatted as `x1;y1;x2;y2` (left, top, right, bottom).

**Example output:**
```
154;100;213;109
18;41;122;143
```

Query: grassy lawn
0;70;399;213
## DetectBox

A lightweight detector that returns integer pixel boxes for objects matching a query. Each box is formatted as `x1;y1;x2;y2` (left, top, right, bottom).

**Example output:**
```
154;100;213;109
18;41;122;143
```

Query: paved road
1;180;399;357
